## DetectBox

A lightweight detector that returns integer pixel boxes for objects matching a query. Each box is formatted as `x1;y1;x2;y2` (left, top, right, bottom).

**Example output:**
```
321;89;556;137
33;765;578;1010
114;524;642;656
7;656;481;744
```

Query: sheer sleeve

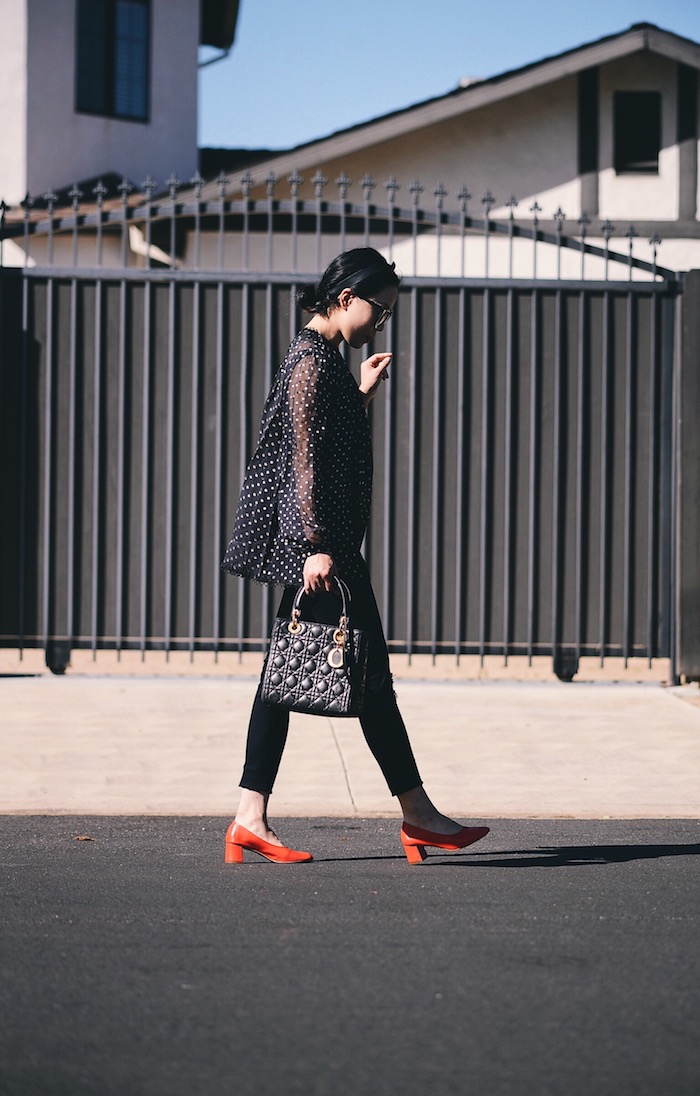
287;348;332;552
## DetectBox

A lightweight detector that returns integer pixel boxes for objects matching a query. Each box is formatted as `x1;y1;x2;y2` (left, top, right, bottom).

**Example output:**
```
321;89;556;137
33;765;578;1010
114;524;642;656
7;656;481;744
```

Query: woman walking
221;247;489;864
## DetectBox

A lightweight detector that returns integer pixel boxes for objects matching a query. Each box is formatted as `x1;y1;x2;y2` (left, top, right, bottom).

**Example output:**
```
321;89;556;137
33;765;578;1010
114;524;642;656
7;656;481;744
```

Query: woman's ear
337;288;354;311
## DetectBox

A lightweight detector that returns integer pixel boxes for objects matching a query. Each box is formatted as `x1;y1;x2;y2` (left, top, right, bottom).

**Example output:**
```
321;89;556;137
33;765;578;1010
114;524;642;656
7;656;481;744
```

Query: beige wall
240;76;582;224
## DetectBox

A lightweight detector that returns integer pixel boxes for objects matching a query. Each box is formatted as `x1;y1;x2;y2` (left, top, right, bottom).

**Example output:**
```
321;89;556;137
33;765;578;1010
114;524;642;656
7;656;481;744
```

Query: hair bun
297;283;319;312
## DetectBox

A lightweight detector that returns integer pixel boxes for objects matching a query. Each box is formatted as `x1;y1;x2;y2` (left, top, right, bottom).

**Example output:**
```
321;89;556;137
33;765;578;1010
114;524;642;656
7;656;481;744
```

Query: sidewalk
2;671;699;817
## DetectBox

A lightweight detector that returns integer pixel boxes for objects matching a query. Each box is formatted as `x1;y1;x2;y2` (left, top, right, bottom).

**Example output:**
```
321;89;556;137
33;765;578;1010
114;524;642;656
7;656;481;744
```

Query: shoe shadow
428;842;700;868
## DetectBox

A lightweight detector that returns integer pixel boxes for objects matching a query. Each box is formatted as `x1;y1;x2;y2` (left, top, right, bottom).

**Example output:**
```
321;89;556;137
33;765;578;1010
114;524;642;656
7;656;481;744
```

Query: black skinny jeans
240;570;422;798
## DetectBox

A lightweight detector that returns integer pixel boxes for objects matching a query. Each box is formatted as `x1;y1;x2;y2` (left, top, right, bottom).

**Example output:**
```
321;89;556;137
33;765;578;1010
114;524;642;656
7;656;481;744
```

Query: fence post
677;270;700;681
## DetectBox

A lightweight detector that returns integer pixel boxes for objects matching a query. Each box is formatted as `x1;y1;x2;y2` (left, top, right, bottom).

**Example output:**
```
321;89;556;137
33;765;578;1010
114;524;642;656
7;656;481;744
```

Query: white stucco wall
23;0;199;200
598;52;679;221
242;76;582;225
0;0;29;203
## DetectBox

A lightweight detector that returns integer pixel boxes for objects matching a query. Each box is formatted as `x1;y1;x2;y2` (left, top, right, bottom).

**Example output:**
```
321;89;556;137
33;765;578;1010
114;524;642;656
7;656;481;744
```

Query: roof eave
201;24;700;198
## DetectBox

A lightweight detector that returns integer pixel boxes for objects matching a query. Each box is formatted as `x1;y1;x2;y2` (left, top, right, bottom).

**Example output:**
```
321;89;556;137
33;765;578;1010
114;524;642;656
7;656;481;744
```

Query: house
0;0;239;266
1;19;698;279
184;22;700;279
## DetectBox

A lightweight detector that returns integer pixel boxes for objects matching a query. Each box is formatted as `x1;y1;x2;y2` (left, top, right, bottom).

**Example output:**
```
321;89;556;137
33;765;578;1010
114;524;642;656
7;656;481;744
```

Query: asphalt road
2;817;699;1096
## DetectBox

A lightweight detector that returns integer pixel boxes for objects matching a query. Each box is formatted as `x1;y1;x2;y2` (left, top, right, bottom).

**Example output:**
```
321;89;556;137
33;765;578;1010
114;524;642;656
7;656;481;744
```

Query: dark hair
298;248;400;315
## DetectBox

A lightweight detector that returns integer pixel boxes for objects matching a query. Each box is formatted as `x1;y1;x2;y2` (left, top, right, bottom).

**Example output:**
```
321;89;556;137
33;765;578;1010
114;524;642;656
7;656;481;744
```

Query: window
613;91;661;174
76;0;150;121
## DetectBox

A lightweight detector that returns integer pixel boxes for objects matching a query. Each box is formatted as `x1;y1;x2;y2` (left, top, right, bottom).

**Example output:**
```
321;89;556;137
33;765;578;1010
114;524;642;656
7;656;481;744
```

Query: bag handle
291;576;351;623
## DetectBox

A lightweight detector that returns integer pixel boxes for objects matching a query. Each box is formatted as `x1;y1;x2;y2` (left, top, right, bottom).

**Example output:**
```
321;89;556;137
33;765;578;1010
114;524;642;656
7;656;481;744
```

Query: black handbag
261;577;368;717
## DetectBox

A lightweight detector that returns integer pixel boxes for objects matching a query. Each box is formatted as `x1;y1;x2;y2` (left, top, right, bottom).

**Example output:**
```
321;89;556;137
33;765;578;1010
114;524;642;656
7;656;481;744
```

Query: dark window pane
76;0;111;114
114;0;149;119
614;91;661;174
75;0;149;121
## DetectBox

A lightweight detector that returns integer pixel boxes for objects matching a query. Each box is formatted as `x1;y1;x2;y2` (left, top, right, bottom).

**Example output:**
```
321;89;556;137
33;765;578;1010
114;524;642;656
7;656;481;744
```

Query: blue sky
197;0;700;150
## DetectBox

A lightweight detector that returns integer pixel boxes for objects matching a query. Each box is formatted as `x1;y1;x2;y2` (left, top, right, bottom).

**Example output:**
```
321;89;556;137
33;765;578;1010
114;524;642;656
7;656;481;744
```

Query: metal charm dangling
327;645;344;668
328;627;345;668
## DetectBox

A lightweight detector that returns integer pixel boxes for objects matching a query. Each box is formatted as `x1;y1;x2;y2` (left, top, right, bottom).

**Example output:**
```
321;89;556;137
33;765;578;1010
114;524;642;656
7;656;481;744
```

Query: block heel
400;822;489;864
223;822;313;864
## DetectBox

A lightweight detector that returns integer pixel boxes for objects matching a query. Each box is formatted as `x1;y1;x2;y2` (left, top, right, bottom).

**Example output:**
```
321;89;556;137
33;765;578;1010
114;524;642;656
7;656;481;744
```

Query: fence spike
409;178;423;204
335;172;352;199
457;186;472;213
287;170;304;197
311;171;327;198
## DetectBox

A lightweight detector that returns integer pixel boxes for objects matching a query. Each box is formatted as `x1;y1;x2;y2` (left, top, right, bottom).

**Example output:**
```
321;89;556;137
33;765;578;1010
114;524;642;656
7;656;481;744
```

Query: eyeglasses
358;296;393;331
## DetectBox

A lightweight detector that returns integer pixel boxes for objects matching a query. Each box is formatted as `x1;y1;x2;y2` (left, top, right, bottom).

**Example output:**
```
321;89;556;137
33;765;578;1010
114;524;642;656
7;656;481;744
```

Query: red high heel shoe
224;822;313;864
400;822;490;865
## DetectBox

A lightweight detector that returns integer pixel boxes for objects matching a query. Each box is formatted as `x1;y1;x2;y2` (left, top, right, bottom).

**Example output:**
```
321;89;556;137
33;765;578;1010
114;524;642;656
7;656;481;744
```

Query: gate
0;178;692;679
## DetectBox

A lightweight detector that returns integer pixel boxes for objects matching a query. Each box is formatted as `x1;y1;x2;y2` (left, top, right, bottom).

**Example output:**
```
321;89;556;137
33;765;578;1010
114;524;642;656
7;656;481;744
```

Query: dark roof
199;148;284;178
279;22;699;156
200;0;240;50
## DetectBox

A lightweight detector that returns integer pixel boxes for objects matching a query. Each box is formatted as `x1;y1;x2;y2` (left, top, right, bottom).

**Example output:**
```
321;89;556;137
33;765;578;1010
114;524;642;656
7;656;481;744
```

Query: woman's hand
359;352;392;407
303;552;337;595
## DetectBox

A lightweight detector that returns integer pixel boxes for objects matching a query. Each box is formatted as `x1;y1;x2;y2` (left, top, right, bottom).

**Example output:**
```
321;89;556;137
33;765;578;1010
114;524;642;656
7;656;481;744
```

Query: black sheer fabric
222;329;372;585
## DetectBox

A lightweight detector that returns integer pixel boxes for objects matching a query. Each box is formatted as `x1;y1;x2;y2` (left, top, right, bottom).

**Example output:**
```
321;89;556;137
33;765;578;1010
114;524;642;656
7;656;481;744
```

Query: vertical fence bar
18;203;34;652
116;183;131;653
288;171;302;275
386;177;399;263
90;271;103;656
647;292;660;663
531;202;541;280
139;277;152;658
479;287;491;663
554;208;565;279
94;180;107;268
599;290;611;664
623;288;635;665
574;289;587;665
212;272;225;660
261;282;275;633
41;273;54;651
550;290;563;665
381;311;396;630
361;174;375;248
237;283;250;655
458;187;470;279
527;288;539;662
410;180;422;277
119;179;132;268
507;197;518;279
503;288;514;662
115;265;127;657
164;259;177;657
454;287;467;660
406;286;419;659
217;172;228;274
188;274;201;658
482;192;494;279
434;185;446;278
266;172;277;273
430;287;443;660
337;173;350;255
241;172;253;272
66;240;78;652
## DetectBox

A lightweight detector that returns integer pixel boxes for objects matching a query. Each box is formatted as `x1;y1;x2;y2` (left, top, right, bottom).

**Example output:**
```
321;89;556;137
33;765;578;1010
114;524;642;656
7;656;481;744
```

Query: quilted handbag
261;578;368;717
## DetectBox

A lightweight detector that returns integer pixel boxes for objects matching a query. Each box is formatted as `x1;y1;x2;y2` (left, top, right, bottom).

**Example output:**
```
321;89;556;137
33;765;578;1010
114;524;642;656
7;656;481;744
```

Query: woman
221;248;489;864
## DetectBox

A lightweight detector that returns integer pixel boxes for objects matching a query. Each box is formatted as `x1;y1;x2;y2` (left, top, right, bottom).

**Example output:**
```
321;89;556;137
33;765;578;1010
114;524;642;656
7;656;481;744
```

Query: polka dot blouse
222;328;373;586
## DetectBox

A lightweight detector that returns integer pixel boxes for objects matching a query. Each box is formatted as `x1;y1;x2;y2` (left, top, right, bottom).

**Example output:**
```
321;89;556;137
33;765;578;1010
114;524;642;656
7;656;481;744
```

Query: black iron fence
0;175;697;680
